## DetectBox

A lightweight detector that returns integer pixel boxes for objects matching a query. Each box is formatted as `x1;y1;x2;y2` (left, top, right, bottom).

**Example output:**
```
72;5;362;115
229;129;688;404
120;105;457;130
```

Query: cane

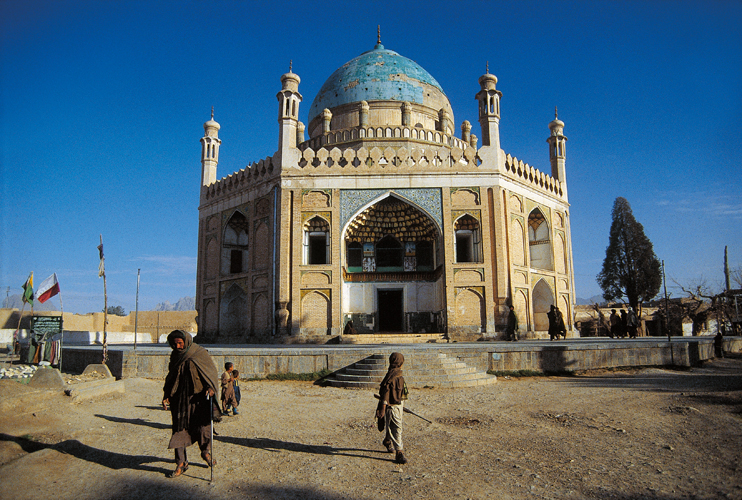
207;393;214;483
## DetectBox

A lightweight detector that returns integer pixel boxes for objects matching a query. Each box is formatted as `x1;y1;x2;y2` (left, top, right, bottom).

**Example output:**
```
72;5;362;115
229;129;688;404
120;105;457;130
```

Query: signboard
32;315;63;338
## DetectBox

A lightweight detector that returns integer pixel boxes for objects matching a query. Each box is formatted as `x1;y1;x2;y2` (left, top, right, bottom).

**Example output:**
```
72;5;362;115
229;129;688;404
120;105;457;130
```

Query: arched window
222;212;249;275
346;241;363;272
528;209;553;270
376;235;403;271
454;215;482;263
303;216;330;265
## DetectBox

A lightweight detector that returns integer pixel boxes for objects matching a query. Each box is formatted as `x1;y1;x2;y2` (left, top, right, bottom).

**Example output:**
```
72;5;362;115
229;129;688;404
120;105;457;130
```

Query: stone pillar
402;102;412;127
359;101;369;127
322;108;332;135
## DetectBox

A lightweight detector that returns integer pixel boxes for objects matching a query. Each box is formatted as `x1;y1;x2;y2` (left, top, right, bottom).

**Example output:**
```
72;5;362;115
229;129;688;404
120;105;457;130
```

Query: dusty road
0;355;740;500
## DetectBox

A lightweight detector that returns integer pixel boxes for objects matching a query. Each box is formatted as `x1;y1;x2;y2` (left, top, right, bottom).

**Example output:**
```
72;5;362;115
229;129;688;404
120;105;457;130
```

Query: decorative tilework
340;189;442;229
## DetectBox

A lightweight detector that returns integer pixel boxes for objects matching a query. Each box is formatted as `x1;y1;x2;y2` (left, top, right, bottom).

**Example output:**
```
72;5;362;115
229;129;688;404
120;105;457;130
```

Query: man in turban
162;330;220;478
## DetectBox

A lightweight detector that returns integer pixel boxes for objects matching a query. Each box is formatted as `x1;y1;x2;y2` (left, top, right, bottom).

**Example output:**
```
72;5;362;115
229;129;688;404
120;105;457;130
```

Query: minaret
475;62;502;151
200;107;220;186
547;107;568;187
277;60;302;155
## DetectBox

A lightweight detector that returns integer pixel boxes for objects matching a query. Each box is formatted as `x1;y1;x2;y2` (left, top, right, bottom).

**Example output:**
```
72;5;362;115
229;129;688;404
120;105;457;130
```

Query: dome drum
307;99;450;140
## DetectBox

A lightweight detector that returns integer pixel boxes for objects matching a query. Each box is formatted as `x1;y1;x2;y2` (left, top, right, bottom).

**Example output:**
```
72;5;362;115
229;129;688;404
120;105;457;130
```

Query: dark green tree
597;197;662;312
106;305;126;316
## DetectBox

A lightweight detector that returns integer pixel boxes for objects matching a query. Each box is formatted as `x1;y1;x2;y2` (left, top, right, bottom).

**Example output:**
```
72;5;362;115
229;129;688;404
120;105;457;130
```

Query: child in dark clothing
232;370;242;407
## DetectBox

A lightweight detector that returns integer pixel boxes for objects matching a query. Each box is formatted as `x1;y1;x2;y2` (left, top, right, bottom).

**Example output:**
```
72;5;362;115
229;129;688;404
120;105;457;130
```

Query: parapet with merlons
201;147;564;202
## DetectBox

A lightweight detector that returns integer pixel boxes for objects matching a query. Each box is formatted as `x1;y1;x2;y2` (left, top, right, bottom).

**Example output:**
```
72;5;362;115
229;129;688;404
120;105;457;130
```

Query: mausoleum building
195;38;575;343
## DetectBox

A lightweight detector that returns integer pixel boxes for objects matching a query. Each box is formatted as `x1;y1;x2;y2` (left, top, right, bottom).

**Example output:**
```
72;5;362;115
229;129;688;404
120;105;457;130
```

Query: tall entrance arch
342;194;444;334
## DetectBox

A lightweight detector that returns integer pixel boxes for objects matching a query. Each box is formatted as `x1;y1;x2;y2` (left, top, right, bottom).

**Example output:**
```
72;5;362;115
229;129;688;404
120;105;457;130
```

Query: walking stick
208;393;214;483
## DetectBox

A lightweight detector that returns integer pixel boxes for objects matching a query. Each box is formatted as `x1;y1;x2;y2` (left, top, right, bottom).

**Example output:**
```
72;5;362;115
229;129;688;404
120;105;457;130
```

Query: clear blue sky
2;0;741;314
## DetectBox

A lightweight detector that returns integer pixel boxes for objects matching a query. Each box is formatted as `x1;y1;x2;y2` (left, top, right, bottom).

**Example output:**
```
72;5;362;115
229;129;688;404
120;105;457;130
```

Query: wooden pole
101;234;108;364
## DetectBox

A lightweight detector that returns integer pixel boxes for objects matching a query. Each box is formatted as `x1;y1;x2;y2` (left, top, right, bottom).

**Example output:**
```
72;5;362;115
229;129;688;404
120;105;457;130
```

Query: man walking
162;330;220;478
506;305;518;341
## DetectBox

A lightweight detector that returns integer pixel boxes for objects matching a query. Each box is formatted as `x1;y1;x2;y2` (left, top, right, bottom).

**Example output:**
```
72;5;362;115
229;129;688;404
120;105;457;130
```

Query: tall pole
662;260;670;342
134;269;140;350
101;234;108;364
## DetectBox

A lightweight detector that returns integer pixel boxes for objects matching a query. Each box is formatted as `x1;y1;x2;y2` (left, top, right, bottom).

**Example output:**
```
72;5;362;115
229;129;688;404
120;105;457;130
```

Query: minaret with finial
475;61;502;155
200;106;221;187
547;106;567;191
277;59;303;155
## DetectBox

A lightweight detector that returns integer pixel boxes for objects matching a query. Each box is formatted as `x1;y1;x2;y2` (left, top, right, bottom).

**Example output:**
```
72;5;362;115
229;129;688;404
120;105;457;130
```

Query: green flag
22;273;34;304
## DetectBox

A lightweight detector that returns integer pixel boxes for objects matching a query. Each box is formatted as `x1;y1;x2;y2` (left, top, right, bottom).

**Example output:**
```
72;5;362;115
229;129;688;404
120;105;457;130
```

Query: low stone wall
59;336;736;380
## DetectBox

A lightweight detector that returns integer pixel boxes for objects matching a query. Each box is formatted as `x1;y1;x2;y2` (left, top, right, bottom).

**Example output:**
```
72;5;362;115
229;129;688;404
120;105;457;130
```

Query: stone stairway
340;333;447;344
326;352;497;389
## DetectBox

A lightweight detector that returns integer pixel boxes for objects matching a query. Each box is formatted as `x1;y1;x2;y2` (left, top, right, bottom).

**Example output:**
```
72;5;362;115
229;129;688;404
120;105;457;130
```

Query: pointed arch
303;215;330;265
510;218;526;267
343;194;440;274
456;288;485;333
528;208;553;271
454;213;482;263
222;211;249;275
532;279;555;332
219;283;248;338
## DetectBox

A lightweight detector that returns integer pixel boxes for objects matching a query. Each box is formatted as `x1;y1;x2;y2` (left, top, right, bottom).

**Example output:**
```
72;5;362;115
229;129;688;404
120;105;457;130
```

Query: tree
106;305;126;316
597;197;662;313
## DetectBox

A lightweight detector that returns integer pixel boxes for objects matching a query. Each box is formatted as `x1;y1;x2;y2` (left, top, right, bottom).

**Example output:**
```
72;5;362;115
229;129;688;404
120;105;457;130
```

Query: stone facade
196;40;575;343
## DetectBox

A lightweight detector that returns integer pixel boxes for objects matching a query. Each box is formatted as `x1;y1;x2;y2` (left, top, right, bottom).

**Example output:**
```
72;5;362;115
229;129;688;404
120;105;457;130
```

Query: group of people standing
609;307;639;338
162;329;411;478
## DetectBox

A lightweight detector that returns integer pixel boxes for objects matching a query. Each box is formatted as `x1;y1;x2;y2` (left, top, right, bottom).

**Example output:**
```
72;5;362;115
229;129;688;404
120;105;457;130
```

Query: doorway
378;289;404;332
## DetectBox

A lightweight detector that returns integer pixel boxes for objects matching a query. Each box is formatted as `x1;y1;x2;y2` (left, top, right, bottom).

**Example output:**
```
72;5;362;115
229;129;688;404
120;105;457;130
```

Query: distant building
195;37;575;343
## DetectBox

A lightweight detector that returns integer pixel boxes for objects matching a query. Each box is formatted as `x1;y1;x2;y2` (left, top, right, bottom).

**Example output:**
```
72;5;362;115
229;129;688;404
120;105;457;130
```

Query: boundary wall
59;336;741;380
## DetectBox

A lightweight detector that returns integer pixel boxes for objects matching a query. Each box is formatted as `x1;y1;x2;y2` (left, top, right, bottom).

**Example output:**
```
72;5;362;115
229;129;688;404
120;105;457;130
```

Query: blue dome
308;44;448;124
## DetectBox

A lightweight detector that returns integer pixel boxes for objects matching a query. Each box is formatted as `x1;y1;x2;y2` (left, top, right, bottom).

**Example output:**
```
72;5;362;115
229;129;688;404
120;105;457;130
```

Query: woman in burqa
376;352;408;464
162;330;220;478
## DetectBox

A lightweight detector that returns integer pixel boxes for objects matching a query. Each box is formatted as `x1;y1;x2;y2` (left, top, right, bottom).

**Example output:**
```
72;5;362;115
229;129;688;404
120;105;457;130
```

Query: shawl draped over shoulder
162;330;219;438
378;352;406;410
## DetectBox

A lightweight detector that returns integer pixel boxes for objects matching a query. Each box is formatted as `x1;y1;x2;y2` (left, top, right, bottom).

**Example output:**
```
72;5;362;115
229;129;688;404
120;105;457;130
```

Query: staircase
326;352;497;389
340;333;447;344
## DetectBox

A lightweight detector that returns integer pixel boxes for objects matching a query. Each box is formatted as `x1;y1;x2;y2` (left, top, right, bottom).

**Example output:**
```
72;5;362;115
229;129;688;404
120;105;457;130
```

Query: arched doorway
532;280;554;332
342;195;443;334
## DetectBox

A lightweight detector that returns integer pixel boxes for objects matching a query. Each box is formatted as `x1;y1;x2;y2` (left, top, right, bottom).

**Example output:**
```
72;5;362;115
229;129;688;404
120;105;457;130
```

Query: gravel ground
0;355;740;500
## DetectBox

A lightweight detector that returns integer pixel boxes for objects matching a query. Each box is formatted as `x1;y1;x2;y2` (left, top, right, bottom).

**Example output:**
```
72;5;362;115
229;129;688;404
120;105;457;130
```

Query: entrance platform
59;336;742;386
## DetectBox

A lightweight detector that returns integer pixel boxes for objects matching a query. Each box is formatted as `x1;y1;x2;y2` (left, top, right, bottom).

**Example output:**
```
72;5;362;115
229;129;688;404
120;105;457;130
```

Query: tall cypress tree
597;197;662;312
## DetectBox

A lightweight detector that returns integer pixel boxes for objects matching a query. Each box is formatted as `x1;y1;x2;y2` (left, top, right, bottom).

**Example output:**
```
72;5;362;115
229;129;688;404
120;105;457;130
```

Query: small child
232;370;241;411
221;362;239;416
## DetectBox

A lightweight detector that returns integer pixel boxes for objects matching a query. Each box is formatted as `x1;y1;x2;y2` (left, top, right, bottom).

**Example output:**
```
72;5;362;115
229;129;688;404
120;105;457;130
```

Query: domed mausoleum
196;36;574;343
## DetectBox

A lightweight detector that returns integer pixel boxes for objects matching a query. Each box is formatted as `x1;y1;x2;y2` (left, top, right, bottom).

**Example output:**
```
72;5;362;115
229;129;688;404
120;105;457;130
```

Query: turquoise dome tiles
308;44;448;124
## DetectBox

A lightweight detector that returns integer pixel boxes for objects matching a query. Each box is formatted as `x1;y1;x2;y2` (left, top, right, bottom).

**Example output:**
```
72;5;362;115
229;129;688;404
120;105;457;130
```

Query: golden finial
486;61;489;74
289;59;293;73
555;106;558;119
377;25;381;44
211;106;214;120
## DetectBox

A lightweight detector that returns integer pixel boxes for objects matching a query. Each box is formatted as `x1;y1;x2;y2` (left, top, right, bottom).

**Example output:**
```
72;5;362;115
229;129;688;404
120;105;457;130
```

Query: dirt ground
0;355;740;500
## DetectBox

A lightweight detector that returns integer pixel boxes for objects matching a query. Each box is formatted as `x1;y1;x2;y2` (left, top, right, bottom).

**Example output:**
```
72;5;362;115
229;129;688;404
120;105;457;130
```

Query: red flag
36;273;60;303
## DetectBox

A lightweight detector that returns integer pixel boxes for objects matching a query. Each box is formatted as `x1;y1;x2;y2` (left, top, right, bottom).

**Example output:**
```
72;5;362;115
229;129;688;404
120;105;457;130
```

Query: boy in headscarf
162;330;220;478
376;352;408;464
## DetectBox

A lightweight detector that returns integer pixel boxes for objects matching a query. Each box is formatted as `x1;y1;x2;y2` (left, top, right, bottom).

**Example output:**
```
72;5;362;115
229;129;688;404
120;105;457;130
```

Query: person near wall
627;306;639;338
376;352;408;465
506;305;518;341
609;309;620;339
162;329;221;478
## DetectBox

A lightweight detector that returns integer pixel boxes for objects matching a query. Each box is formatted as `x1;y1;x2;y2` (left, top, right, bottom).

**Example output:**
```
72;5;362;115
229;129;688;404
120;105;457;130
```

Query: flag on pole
21;273;34;304
98;243;105;277
36;273;60;303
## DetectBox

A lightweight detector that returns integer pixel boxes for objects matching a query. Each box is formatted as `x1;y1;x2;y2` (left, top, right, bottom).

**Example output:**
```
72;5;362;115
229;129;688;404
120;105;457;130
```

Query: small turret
200;107;221;186
547;107;567;186
277;61;303;153
475;62;502;151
